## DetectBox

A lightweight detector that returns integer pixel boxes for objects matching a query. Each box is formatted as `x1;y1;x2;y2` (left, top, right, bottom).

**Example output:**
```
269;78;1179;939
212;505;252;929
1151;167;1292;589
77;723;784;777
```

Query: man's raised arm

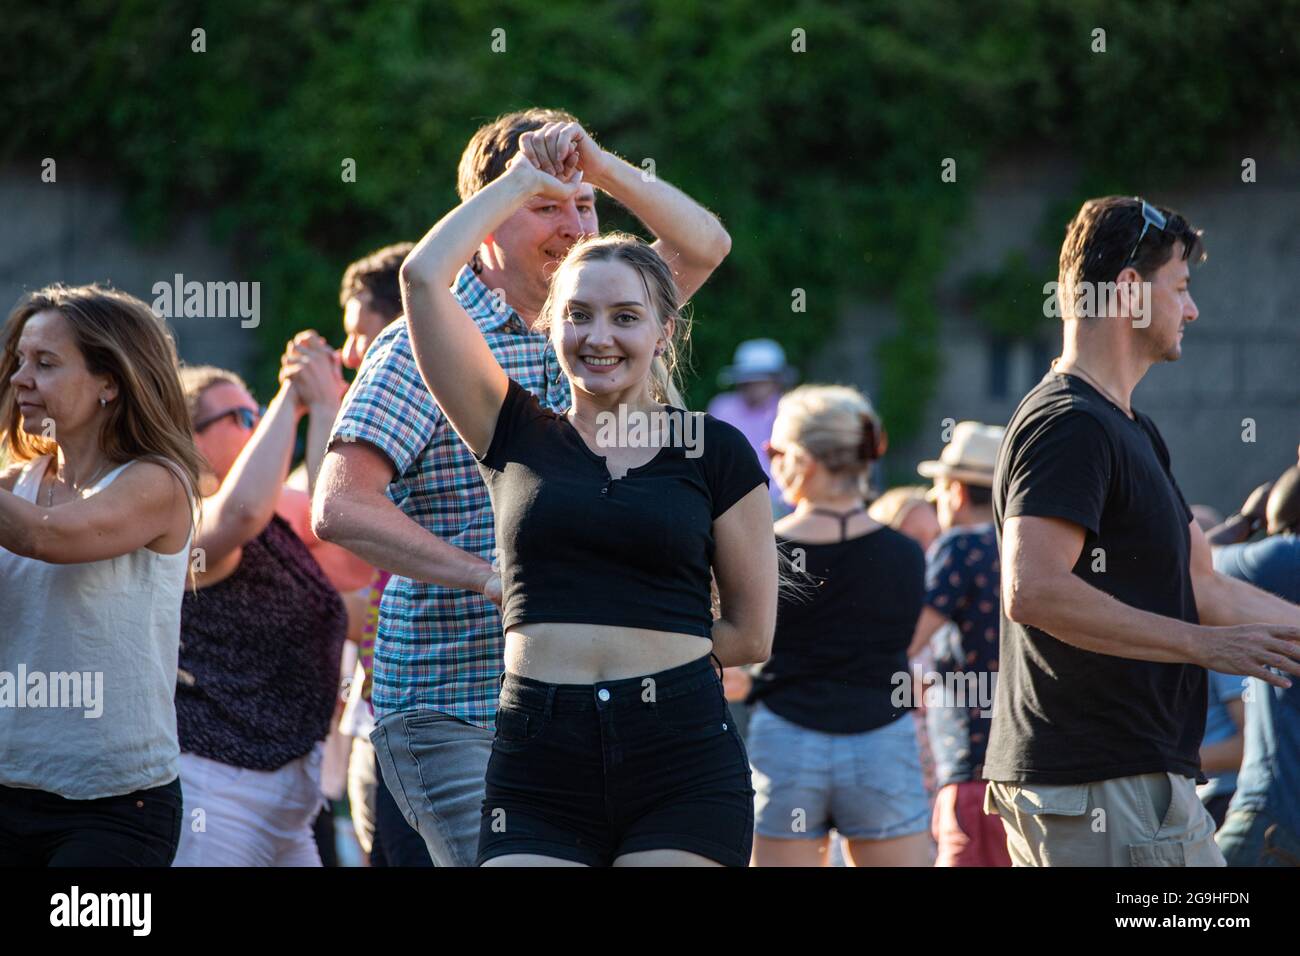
528;122;732;301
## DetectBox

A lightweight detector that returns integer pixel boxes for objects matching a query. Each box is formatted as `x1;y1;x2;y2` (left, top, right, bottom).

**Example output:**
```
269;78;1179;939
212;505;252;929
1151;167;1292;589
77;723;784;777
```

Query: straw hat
917;421;1005;490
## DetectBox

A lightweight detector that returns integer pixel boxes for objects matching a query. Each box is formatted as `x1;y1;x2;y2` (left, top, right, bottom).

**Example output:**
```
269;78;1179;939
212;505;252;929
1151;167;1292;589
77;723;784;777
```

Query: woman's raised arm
193;380;301;567
0;461;190;564
401;141;583;457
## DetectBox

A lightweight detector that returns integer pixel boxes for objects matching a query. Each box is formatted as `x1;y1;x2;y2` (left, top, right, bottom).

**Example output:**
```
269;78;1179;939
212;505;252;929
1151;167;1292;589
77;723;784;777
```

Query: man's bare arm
590;153;731;301
311;440;494;595
908;605;950;659
531;123;731;302
1003;514;1300;687
1200;698;1245;775
1189;517;1300;629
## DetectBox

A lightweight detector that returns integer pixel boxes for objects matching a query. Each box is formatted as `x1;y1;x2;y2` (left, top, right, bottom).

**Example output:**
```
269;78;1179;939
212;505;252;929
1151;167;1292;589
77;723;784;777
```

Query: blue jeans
370;750;433;867
371;709;494;867
1217;807;1300;867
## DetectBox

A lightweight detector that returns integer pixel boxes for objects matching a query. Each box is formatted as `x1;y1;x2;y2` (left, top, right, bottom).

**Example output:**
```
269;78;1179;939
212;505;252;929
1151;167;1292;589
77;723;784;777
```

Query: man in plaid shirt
312;108;732;866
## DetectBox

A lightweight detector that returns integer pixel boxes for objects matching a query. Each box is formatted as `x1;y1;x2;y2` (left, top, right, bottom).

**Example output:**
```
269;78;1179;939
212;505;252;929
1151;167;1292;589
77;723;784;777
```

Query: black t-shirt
747;527;925;733
984;372;1206;784
476;378;769;638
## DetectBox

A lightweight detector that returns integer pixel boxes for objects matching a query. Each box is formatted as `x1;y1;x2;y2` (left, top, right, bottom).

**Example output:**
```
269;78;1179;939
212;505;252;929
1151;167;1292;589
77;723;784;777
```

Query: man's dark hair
1058;196;1206;313
339;242;414;321
457;108;580;201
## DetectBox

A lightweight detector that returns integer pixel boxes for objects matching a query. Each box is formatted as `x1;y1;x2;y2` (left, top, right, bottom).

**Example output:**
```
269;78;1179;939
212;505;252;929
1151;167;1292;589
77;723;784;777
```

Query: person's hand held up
509;135;585;201
520;122;602;182
1241;481;1274;524
282;335;344;412
537;121;608;187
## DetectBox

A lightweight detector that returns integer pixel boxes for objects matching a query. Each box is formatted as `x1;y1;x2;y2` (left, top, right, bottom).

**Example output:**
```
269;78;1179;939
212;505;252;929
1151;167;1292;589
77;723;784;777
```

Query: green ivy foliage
3;0;1297;446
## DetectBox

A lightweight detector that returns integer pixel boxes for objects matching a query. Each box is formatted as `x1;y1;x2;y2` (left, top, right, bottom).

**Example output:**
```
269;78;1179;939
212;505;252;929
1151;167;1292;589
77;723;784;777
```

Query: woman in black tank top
744;384;932;866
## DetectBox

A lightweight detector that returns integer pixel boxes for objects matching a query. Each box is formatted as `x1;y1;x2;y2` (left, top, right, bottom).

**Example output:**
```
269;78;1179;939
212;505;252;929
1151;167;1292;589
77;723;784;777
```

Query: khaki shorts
985;772;1225;867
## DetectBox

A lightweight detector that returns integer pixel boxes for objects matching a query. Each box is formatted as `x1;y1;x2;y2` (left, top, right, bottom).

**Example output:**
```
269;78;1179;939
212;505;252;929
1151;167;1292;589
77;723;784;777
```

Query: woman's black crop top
475;378;769;638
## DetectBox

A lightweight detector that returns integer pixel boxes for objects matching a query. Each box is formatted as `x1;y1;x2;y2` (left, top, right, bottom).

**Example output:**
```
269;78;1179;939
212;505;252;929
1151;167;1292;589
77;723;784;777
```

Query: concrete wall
811;148;1300;515
4;153;1295;514
0;162;256;377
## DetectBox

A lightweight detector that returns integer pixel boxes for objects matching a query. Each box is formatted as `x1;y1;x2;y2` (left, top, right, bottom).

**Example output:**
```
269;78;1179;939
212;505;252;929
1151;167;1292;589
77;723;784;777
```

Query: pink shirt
706;391;782;504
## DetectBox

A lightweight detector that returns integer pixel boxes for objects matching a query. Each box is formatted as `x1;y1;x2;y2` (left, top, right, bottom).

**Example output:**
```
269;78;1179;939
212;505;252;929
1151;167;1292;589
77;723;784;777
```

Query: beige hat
917;421;1005;491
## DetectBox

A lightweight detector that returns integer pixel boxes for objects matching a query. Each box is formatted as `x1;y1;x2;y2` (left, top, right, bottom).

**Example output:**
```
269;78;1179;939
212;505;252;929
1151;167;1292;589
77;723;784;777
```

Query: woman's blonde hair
0;284;202;507
533;232;689;408
868;485;930;530
775;384;886;498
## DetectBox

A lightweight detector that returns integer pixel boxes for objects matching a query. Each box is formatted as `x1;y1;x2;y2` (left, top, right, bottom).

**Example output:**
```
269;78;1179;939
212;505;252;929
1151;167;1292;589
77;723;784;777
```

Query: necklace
46;459;113;508
1054;359;1132;418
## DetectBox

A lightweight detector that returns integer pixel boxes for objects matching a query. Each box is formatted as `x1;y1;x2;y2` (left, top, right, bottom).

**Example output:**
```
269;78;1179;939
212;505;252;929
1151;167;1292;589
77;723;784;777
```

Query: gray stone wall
812;149;1300;516
0;162;256;378
4;154;1295;514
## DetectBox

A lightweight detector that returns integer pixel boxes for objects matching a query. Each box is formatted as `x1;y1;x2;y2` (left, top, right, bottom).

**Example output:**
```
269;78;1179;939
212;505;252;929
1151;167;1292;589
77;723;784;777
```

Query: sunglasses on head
194;405;262;433
1122;199;1168;269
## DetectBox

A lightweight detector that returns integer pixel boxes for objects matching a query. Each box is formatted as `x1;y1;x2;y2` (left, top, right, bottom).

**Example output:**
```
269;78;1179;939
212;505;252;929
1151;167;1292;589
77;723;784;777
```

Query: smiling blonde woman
401;128;777;867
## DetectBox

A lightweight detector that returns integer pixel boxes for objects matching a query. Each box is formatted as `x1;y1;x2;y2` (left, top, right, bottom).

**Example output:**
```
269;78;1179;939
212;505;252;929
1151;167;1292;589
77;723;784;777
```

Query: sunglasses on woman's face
761;440;787;462
194;405;262;433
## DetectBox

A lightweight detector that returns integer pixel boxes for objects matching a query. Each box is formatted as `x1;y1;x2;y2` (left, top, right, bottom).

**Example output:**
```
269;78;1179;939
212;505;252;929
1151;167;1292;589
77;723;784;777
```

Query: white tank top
0;455;191;799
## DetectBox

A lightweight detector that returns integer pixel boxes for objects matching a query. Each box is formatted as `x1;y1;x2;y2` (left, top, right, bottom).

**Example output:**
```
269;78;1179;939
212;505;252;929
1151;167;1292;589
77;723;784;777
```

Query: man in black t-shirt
983;196;1300;867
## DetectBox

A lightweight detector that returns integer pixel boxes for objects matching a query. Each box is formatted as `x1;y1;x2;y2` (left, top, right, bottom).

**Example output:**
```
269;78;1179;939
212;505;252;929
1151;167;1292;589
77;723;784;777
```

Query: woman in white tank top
0;284;202;867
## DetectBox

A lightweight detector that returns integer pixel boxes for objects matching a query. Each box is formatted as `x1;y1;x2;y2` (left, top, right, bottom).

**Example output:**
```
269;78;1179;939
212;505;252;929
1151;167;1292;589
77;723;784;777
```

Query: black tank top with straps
750;506;927;733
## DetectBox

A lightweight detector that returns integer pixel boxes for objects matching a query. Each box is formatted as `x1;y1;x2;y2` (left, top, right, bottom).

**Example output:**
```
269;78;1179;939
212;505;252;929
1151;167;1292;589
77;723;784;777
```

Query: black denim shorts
477;653;754;867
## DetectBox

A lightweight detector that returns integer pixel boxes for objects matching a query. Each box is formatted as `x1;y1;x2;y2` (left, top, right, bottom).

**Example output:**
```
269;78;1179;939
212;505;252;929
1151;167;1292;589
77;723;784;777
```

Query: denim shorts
748;702;929;841
477;654;754;867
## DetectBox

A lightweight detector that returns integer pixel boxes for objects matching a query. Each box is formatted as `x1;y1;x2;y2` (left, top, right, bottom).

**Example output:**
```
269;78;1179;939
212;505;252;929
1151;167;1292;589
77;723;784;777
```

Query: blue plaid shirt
330;266;568;729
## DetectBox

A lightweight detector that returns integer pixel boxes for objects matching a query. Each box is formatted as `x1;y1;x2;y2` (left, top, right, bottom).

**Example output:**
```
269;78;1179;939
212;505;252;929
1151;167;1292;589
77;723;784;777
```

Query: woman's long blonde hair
533;232;690;408
0;284;203;511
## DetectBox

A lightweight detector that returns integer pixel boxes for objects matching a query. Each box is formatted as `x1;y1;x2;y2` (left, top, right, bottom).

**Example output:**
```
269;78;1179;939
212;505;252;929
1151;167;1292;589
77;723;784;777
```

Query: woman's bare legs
751;833;831;866
842;831;932;866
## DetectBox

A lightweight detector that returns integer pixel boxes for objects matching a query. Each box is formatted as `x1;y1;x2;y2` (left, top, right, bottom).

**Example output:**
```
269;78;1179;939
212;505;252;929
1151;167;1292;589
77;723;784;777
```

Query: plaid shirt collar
455;263;568;412
454;263;533;336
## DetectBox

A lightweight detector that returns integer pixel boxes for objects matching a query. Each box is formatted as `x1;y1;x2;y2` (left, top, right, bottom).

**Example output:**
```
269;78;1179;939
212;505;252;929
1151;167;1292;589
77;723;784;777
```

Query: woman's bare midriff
504;623;713;684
